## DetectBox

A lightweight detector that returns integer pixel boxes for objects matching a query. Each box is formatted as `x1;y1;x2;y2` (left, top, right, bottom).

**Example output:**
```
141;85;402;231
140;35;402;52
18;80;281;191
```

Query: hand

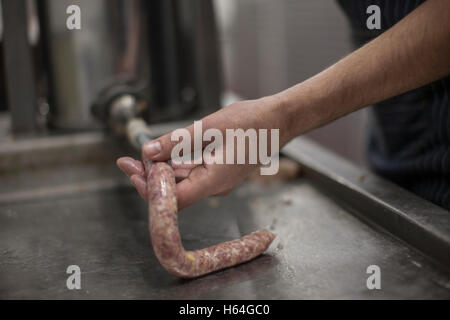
117;95;286;210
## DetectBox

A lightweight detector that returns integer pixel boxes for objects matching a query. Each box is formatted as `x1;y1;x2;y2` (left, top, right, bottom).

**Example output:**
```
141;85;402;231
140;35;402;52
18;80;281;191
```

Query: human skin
117;0;450;210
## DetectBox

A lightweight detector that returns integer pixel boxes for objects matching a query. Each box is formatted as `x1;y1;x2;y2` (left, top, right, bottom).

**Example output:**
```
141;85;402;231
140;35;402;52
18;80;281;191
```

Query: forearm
274;0;450;142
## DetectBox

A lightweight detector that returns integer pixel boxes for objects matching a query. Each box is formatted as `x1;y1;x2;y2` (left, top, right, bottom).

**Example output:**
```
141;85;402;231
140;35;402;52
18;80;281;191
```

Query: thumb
142;123;195;161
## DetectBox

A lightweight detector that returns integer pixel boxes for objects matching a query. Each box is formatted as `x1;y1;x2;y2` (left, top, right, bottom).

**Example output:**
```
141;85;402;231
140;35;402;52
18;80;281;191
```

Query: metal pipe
2;0;38;135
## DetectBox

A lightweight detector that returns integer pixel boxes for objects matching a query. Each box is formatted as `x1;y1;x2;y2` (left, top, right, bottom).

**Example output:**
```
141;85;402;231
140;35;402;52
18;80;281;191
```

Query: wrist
273;77;333;141
264;92;297;146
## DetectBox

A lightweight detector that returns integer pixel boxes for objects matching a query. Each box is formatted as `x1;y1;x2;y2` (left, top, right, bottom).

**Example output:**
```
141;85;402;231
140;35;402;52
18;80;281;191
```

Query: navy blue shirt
337;0;450;210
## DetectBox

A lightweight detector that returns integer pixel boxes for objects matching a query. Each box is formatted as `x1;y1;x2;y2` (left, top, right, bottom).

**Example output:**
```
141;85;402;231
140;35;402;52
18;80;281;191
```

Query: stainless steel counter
0;127;449;299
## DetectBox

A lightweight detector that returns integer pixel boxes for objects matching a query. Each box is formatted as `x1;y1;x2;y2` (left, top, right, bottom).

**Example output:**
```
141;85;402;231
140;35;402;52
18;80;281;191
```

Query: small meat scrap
247;158;302;185
281;195;293;206
208;198;220;209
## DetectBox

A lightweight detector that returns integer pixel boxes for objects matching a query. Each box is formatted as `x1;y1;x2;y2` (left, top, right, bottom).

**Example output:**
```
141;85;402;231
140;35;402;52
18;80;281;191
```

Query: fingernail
143;141;161;159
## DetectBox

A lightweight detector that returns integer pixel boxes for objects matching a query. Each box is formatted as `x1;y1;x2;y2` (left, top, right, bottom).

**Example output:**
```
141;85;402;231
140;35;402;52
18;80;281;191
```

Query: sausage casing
145;160;276;278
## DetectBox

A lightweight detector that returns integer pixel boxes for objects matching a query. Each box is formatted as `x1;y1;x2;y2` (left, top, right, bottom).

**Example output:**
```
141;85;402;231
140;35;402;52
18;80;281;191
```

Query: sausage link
145;160;276;279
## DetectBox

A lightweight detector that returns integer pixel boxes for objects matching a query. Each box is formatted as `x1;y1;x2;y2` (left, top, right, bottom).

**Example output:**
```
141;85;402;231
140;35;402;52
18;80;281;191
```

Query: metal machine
1;0;221;136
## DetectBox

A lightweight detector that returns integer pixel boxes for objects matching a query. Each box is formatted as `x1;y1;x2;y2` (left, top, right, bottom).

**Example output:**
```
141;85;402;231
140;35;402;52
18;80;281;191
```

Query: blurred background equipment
1;0;221;136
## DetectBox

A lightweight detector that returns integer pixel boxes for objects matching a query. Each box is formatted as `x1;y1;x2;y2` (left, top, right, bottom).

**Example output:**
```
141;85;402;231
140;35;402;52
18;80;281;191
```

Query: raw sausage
145;160;276;278
144;160;276;279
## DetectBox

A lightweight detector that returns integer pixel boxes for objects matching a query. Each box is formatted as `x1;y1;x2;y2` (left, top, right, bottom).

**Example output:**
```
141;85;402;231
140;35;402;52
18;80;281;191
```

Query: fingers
117;157;147;200
117;157;144;177
141;109;229;162
175;165;213;210
173;168;192;180
130;174;147;200
128;167;195;203
142;123;196;162
169;160;198;170
118;157;192;200
118;152;214;210
118;156;191;179
128;165;213;211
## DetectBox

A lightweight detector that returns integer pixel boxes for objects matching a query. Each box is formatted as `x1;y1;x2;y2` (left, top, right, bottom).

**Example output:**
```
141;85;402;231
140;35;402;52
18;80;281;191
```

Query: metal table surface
0;129;449;299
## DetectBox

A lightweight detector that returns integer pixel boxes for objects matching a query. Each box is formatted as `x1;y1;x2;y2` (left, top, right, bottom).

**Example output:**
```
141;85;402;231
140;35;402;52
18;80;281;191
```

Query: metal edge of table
282;137;450;268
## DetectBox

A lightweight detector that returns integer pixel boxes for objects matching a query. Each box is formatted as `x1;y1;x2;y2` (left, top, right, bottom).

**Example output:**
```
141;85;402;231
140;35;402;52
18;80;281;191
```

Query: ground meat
145;160;276;279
